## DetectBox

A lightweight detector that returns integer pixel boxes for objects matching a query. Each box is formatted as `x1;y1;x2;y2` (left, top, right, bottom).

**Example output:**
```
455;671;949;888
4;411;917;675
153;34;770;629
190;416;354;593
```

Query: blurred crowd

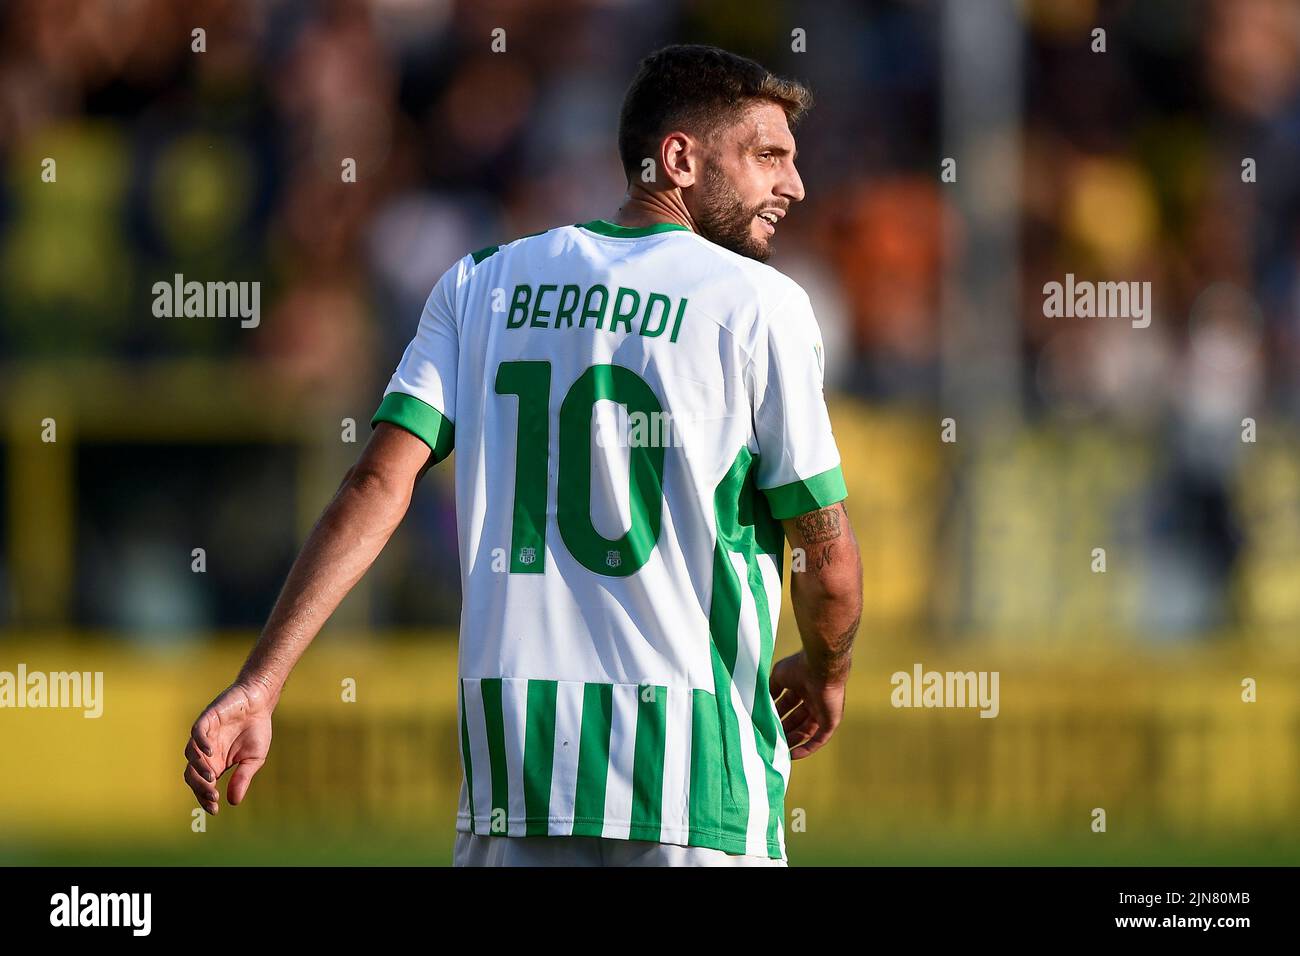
1;0;1298;637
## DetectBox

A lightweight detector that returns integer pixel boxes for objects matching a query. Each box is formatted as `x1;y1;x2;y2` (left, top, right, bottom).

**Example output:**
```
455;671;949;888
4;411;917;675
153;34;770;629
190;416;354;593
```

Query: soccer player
184;44;862;867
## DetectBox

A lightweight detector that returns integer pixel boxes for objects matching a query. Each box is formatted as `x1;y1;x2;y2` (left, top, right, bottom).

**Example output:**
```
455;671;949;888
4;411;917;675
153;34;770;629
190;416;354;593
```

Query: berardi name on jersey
503;282;688;343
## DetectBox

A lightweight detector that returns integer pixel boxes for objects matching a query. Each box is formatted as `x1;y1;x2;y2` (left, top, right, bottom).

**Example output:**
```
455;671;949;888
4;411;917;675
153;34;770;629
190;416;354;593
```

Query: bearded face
693;158;777;262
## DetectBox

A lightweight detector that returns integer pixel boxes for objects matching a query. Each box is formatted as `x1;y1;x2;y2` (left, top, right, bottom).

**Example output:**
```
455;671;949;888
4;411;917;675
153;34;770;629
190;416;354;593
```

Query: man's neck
611;187;697;234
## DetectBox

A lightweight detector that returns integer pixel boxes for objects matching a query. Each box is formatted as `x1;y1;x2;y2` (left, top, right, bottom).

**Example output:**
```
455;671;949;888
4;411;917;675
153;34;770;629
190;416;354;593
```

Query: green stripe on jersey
629;685;667;841
743;553;787;853
692;542;751;846
479;678;510;834
689;446;788;858
688;687;723;840
458;680;476;834
523;680;558;835
571;683;613;836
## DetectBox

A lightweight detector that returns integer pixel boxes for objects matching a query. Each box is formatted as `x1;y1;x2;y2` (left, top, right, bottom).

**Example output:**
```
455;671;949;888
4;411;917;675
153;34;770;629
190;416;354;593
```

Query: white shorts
453;832;787;867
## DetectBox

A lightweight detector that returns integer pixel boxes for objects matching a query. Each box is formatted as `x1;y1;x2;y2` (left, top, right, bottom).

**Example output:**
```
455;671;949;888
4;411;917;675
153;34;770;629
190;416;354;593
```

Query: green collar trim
576;219;690;238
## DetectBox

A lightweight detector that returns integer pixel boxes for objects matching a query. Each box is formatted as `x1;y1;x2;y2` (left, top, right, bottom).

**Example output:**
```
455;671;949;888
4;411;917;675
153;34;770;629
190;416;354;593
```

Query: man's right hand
184;679;276;815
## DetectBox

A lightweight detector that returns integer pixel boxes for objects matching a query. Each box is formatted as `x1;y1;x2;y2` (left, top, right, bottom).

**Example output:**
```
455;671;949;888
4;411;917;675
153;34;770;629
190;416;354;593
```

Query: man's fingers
190;714;215;758
789;726;833;760
781;708;813;739
787;718;818;749
789;741;820;759
184;763;221;813
777;694;805;721
183;739;216;781
227;758;265;806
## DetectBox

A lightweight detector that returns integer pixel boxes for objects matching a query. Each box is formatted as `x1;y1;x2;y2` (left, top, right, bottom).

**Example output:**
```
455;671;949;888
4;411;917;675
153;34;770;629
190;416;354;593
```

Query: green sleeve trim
761;465;847;519
371;392;455;462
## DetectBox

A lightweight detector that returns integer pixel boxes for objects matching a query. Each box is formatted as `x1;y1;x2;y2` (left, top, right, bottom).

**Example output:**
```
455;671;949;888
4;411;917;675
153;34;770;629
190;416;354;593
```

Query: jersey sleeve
749;286;847;519
370;256;467;462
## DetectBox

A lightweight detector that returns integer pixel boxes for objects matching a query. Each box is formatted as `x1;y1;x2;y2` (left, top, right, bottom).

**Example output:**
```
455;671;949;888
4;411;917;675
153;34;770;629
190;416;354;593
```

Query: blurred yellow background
4;628;1296;865
3;393;1297;865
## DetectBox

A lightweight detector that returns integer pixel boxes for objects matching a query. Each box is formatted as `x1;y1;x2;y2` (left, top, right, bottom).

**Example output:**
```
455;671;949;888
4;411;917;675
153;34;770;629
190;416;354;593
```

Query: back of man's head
617;44;813;180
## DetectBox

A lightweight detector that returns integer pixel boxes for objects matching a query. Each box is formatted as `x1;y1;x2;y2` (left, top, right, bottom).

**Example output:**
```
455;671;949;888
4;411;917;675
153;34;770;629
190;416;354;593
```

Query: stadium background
2;0;1299;865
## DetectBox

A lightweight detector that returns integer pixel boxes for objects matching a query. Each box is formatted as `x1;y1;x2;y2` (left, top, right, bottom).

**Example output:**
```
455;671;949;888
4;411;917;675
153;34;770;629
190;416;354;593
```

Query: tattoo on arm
814;614;859;683
794;506;842;545
814;544;833;570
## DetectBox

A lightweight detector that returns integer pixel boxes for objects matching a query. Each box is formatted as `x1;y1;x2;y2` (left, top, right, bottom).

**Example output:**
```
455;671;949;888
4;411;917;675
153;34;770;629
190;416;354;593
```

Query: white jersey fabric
373;219;846;860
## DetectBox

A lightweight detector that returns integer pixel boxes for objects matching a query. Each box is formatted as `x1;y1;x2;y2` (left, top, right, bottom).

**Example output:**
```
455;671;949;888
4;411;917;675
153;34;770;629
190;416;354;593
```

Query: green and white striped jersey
373;219;846;860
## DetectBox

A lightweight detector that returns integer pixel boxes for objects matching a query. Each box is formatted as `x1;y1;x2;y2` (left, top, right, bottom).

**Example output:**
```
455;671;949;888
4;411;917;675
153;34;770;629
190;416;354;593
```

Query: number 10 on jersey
495;361;667;578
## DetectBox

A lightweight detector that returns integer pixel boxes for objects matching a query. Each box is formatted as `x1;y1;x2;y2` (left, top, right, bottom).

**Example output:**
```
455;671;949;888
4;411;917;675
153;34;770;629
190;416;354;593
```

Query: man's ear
660;131;699;189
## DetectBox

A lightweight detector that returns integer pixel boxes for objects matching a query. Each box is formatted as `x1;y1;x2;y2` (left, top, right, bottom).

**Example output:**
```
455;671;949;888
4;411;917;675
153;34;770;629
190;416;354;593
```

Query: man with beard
184;44;862;867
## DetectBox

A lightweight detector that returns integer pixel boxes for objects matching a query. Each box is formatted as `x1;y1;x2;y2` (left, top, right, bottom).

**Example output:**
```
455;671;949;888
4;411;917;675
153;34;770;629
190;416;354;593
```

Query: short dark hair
617;44;813;178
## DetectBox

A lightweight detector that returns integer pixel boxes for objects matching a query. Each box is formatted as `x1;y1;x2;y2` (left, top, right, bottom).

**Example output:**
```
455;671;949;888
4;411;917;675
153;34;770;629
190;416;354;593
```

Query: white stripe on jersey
462;678;494;834
601;683;640;840
500;678;530;836
547;679;586;835
659;683;693;842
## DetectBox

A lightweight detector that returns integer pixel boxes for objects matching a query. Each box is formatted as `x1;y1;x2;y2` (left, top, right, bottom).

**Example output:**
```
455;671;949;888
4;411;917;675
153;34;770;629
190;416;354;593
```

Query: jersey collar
576;219;691;238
